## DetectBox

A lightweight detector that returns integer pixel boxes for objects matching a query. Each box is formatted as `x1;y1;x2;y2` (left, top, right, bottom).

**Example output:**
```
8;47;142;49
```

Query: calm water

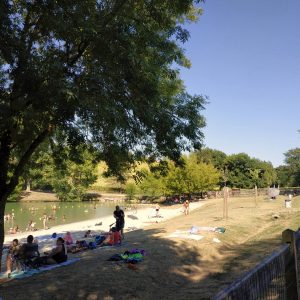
4;201;123;232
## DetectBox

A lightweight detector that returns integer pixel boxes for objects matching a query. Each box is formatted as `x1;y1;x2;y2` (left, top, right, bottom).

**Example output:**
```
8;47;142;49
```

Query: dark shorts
116;220;124;231
52;254;67;264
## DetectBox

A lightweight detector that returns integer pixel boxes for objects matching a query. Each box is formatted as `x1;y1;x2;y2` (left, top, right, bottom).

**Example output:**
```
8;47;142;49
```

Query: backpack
88;242;97;249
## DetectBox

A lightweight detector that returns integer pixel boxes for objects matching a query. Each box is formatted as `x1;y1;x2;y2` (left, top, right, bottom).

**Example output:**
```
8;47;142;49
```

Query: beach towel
167;232;204;241
108;249;145;263
0;258;80;280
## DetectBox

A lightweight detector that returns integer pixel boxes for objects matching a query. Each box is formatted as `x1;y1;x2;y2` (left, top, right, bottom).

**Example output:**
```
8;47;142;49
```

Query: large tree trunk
0;196;7;272
0;129;50;270
0;131;11;272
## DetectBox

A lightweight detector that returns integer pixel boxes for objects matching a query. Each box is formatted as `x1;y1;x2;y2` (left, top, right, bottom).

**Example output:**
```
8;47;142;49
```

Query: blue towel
0;258;80;280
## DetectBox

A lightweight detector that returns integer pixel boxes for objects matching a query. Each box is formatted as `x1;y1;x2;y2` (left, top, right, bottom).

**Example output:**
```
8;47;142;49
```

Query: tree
124;181;138;201
276;165;293;187
277;148;300;186
195;148;227;169
164;155;220;195
0;1;206;263
138;168;167;197
22;135;98;201
225;153;254;188
224;153;276;189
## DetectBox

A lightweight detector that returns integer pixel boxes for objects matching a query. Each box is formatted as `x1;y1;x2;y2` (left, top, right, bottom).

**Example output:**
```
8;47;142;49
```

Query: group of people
4;213;15;222
5;205;125;276
5;234;68;278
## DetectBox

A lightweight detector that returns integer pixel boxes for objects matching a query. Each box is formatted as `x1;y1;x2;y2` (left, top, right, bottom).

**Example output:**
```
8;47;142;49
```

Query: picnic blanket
0;258;80;280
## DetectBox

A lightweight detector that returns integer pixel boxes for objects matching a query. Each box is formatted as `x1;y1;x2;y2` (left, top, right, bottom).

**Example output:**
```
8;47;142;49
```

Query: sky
179;0;300;167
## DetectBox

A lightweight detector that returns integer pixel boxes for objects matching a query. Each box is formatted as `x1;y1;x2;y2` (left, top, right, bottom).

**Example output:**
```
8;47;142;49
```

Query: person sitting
18;235;40;269
99;227;121;247
64;231;74;246
6;239;21;277
42;237;68;264
70;240;88;253
84;230;93;238
19;235;39;258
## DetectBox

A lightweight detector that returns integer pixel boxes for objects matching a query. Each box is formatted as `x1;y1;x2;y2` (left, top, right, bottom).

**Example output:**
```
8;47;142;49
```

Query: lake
4;201;122;232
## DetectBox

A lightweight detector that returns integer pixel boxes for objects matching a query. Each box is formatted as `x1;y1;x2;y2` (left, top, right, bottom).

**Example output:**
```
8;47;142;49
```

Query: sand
2;202;203;271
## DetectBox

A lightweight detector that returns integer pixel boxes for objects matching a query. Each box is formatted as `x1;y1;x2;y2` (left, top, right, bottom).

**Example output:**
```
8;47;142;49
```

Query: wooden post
255;185;258;207
223;187;229;219
282;229;298;299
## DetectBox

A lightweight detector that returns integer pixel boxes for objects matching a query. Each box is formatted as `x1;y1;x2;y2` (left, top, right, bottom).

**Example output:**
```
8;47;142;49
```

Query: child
6;239;21;277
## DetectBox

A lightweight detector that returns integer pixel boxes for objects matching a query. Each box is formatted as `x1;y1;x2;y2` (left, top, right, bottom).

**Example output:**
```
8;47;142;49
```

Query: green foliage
138;155;220;196
26;138;98;201
164;156;220;195
195;148;227;169
138;168;167;197
276;165;294;187
0;0;207;203
125;181;138;200
7;179;23;202
276;148;300;187
224;153;276;189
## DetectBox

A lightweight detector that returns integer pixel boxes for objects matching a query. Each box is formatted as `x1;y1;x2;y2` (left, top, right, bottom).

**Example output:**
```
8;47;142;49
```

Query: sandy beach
2;202;203;271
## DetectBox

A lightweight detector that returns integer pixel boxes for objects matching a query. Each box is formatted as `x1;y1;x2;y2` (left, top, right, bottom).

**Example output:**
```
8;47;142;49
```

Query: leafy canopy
0;0;206;189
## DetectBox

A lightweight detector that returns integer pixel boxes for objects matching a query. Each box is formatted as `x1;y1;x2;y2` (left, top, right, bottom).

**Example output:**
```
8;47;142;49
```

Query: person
42;213;48;229
114;206;125;239
64;231;74;246
19;235;39;257
84;230;93;238
30;221;37;231
70;240;89;253
6;239;21;277
183;200;190;215
99;227;121;246
155;204;160;217
42;237;67;264
8;225;19;234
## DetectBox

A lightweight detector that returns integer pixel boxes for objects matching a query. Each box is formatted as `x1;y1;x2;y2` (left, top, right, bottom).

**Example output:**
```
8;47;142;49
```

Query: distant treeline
11;146;300;201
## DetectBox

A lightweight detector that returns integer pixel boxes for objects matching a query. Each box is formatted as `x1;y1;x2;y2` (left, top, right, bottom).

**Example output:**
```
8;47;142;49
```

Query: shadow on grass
0;228;285;300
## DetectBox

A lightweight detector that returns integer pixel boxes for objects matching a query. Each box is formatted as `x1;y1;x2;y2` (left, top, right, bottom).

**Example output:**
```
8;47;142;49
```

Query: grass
159;194;300;296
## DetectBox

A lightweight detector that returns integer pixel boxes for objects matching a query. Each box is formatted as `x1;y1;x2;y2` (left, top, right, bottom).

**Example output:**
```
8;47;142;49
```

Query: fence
213;229;300;300
206;188;300;199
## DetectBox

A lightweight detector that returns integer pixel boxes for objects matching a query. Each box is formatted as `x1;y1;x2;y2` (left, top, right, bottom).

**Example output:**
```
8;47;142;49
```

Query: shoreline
17;190;127;202
3;201;204;254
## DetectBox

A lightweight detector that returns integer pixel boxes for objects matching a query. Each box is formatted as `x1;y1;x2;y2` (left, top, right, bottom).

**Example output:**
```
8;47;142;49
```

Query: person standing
155;204;160;217
6;238;20;277
183;200;190;215
113;206;125;239
42;213;48;229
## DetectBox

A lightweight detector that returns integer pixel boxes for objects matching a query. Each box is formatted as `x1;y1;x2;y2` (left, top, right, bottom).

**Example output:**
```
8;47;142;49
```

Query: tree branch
67;0;129;68
4;127;51;198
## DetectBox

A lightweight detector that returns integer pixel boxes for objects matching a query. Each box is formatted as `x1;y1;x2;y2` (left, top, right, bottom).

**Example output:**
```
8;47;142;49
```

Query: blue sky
180;0;300;167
